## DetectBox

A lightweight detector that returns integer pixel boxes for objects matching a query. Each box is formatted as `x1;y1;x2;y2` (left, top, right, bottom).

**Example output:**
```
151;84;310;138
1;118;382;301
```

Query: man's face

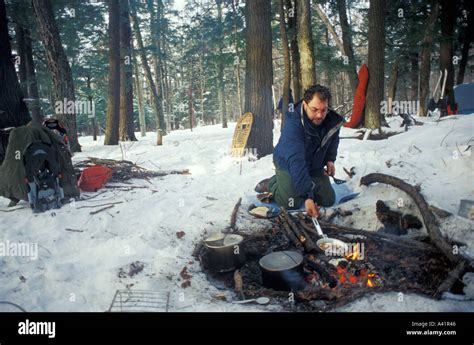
304;95;328;126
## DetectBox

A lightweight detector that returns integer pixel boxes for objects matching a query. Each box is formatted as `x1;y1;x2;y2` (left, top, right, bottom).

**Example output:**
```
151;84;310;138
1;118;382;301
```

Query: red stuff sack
78;165;113;192
344;64;369;128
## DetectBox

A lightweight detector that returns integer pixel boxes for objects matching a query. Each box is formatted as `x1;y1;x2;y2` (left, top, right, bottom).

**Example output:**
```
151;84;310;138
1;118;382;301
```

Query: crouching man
256;85;344;217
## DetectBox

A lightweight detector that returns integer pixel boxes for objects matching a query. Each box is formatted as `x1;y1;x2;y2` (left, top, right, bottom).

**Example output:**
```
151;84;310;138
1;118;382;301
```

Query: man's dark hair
303;84;332;103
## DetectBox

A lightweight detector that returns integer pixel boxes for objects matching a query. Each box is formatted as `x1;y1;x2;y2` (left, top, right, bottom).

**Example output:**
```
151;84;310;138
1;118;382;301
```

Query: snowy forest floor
1;114;473;312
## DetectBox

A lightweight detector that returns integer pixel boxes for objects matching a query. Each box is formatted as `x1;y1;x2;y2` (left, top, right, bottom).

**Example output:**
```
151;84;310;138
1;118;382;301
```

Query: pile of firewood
74;157;189;183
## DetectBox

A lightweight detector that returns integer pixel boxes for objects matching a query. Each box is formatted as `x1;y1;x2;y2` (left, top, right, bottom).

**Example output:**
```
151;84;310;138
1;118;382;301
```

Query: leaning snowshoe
23;141;64;213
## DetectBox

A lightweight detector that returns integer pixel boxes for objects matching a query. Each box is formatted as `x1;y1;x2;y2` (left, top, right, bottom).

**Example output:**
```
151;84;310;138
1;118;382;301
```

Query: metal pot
259;251;305;291
204;233;246;273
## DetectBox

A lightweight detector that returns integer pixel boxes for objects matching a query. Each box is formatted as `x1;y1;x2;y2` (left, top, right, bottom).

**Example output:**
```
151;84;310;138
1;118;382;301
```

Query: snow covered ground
0;114;473;312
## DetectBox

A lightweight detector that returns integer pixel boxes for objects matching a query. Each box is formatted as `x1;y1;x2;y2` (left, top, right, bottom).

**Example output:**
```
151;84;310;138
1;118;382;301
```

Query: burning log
306;259;338;288
278;216;303;249
281;208;317;252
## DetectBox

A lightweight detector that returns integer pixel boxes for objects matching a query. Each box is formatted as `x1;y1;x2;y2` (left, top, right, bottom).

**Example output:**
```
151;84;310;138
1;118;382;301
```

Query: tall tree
130;1;163;145
32;0;80;152
439;0;456;110
279;0;291;128
231;0;243;118
244;0;273;158
133;52;146;137
336;0;358;95
410;52;419;104
386;58;400;113
364;0;386;129
216;0;228;128
14;23;28;97
0;0;31;128
457;1;473;85
148;0;166;134
286;0;301;102
419;3;439;117
23;28;42;123
104;0;120;145
119;0;136;141
297;0;316;91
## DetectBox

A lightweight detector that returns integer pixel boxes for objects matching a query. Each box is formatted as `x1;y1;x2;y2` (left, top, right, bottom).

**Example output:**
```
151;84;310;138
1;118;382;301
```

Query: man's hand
324;161;336;177
305;199;320;218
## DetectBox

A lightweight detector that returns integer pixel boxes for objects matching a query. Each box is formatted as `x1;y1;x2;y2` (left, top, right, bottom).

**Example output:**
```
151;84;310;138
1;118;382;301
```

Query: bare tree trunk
14;23;28;97
133;54;146;137
0;0;31;129
419;3;439;117
386;58;399;114
216;1;227;128
232;0;243;118
86;76;97;141
287;0;301;102
297;0;316;91
410;52;419;104
336;0;358;96
130;2;163;145
286;0;299;100
119;0;136;141
32;0;80;152
364;0;386;129
457;2;473;85
279;0;291;129
244;0;273;159
24;28;42;123
199;54;205;124
103;0;120;145
148;0;166;134
439;0;456;110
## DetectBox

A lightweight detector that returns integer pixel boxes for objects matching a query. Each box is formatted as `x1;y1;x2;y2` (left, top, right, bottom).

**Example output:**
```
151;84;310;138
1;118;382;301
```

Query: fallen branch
317;220;438;254
435;261;470;299
65;228;85;233
89;205;115;215
76;201;124;209
0;206;27;212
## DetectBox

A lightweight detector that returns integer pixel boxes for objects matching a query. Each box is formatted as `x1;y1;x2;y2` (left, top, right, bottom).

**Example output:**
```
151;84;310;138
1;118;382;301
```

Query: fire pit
197;211;456;311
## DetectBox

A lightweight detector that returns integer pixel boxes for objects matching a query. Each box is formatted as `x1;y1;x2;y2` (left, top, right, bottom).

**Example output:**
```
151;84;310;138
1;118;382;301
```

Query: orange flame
346;243;360;261
367;273;375;288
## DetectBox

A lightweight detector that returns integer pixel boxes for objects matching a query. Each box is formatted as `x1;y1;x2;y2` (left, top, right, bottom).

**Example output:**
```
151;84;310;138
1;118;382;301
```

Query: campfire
196;174;470;311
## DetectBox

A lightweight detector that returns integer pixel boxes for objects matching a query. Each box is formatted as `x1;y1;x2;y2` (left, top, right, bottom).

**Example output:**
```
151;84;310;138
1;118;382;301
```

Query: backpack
23;141;64;213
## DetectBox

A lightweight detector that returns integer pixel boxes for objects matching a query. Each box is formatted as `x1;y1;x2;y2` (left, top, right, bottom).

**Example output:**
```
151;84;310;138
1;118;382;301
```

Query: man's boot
254;177;272;193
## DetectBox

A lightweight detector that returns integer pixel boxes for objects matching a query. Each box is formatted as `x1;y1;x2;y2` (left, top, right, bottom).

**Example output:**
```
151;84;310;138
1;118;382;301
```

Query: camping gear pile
0;122;79;212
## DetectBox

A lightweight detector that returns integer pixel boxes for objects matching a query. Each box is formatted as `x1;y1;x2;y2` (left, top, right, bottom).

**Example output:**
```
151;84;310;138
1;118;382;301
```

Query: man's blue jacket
273;102;344;200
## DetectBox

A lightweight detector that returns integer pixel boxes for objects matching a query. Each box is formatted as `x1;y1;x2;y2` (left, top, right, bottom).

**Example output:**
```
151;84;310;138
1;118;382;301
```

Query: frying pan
311;217;349;256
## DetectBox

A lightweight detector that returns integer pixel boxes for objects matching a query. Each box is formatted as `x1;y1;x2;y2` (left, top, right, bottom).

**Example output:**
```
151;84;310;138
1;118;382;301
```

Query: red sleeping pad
78;165;113;192
344;64;369;128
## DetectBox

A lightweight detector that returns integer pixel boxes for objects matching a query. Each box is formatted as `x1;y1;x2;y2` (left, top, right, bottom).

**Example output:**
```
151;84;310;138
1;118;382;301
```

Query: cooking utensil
232;297;270;305
203;233;246;273
259;251;305;291
312;217;349;255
